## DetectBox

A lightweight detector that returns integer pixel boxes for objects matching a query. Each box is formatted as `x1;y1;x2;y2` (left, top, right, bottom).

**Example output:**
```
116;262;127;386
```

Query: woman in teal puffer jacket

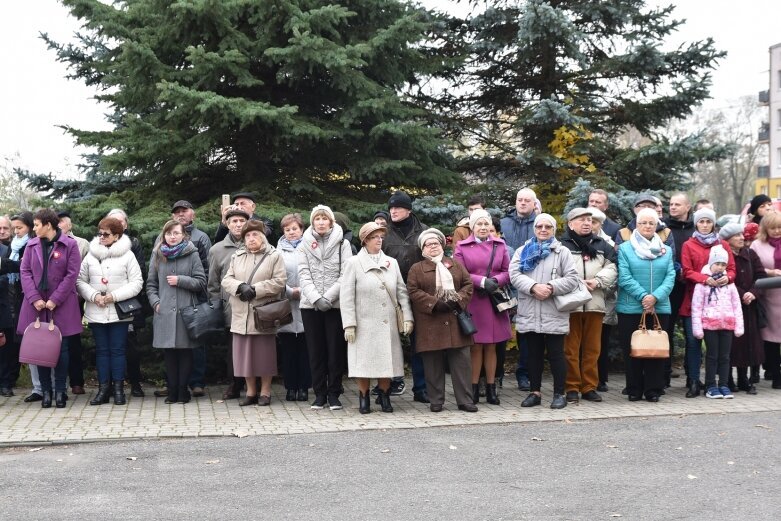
617;208;675;403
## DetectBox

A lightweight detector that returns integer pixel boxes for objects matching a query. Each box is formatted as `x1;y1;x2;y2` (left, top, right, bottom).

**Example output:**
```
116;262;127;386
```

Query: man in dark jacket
213;192;275;244
614;194;675;256
499;187;537;392
381;190;429;402
588;189;620;239
662;193;694;386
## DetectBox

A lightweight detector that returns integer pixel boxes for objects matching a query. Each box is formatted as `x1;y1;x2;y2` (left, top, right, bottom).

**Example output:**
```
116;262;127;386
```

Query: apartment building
757;42;781;197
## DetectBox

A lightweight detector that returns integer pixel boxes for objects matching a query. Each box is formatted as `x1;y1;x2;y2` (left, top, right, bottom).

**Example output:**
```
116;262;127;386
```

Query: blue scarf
7;234;29;283
289;238;303;249
519;237;553;272
161;241;188;259
693;231;718;246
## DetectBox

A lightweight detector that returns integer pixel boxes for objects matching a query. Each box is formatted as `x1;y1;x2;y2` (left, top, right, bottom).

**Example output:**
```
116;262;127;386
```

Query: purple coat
18;233;84;336
454;235;512;344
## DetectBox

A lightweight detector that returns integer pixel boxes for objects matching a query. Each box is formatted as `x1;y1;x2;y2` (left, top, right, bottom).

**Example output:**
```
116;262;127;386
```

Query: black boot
472;384;480;404
90;384;111;406
358;391;371;414
685;379;700;398
486;383;500;405
378;390;393;413
727;374;738;393
113;381;127;405
41;390;53;408
55;391;67;408
130;382;145;397
178;386;191;404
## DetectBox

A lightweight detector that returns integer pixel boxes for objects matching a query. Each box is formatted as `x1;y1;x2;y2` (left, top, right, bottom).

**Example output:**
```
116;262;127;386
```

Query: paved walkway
2;375;780;446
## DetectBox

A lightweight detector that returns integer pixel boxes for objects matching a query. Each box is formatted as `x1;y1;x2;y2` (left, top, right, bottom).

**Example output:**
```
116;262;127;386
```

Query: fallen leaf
727;461;734;465
56;459;63;462
216;400;225;404
687;475;698;480
126;457;137;461
28;447;43;452
381;449;390;453
205;459;220;464
610;514;622;518
563;418;573;424
675;447;683;450
755;424;771;430
606;445;618;448
449;445;457;450
531;437;544;442
717;432;726;437
233;431;248;438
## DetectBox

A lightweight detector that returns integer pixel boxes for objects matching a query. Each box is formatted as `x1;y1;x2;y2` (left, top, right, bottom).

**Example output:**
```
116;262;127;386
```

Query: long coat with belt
221;245;287;336
18;233;83;336
146;242;207;349
406;257;474;352
731;246;766;367
454;235;512;344
750;239;781;343
340;248;412;378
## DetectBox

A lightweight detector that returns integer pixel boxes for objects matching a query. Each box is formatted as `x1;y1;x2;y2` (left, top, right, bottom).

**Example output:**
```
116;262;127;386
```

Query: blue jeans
515;333;529;385
393;331;427;393
38;336;70;393
91;322;129;384
189;345;206;388
682;317;703;381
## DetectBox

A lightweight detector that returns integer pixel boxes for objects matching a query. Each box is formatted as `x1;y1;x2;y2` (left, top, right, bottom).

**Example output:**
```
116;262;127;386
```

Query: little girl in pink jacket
691;245;744;399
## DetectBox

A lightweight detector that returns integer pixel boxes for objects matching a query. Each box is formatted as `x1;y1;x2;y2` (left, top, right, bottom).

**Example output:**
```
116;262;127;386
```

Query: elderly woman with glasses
340;222;413;413
510;214;580;410
407;228;476;412
76;217;143;405
616;208;676;402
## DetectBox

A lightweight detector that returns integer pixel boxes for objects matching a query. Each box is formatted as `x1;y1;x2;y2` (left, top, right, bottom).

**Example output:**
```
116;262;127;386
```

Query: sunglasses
96;232;113;238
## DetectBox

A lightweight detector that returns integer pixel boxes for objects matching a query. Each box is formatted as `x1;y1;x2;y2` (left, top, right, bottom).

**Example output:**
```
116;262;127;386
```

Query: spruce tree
37;0;457;202
438;0;728;200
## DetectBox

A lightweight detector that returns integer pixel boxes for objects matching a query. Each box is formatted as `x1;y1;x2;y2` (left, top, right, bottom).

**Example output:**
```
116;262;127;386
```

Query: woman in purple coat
454;209;512;405
18;209;83;408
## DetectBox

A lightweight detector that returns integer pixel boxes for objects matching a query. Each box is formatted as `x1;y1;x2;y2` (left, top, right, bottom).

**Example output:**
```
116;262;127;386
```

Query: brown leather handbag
253;297;293;333
630;311;669;358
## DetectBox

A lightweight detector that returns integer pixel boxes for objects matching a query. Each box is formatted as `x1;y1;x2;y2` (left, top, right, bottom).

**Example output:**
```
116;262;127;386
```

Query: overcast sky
1;0;779;179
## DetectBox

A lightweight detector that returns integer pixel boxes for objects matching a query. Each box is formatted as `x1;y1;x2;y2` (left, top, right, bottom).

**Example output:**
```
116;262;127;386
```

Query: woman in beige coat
221;220;286;406
340;222;413;414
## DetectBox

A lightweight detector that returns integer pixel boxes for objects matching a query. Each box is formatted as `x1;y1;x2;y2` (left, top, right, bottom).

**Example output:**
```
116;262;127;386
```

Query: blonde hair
757;211;781;242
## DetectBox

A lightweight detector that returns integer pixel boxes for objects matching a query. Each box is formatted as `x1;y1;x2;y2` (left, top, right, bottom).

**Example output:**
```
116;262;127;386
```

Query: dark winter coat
730;247;766;367
382;213;428;281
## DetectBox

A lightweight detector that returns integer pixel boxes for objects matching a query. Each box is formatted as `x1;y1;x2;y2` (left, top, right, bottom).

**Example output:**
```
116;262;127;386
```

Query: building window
778;185;781;200
762;185;768;195
778;108;781;129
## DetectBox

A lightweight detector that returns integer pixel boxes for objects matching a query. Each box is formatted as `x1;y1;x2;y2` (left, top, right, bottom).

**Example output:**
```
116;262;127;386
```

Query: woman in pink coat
750;211;781;388
454;209;512;405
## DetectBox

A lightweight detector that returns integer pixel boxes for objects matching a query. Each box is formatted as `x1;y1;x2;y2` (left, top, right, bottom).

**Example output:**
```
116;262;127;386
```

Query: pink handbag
19;314;62;368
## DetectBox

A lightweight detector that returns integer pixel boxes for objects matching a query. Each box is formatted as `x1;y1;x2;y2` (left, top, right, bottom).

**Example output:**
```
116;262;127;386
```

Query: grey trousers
420;346;473;406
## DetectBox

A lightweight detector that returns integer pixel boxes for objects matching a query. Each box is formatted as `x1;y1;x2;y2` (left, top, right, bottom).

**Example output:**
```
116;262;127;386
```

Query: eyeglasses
423;241;442;248
534;224;554;230
165;231;183;237
636;221;656;226
96;232;113;238
368;235;385;241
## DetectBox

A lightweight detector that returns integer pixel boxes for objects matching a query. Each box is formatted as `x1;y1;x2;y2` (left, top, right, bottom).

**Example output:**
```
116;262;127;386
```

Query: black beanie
749;194;772;217
388;191;413;210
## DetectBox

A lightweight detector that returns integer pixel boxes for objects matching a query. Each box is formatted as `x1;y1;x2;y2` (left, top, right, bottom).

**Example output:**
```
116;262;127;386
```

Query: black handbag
455;309;478;336
180;297;225;343
484;243;517;313
114;298;143;320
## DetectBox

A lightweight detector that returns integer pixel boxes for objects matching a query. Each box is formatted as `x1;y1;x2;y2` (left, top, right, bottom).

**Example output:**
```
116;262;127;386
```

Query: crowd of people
0;189;779;414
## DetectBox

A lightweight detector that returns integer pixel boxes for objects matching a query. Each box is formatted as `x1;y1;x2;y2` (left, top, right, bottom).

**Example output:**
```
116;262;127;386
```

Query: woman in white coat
340;222;413;414
76;217;143;406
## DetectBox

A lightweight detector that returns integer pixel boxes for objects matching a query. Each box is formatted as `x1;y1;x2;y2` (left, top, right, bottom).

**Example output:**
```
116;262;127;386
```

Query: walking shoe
413;391;430;404
517;376;531;392
550;394;567;409
520;393;541;407
719;386;734;399
565;391;579;403
191;386;205;398
153;387;168;397
597;382;608;392
310;395;327;409
71;386;85;395
371;385;380;396
23;392;43;403
581;390;602;402
389;380;405;396
705;387;723;399
328;395;343;410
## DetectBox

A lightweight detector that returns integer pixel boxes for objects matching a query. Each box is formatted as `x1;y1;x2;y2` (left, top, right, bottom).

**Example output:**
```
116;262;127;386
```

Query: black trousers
664;282;686;381
67;334;84;388
302;308;346;398
764;341;780;381
279;332;311;391
522;332;565;395
0;327;19;389
598;324;612;384
163;349;193;395
703;330;731;388
125;327;144;385
618;313;669;398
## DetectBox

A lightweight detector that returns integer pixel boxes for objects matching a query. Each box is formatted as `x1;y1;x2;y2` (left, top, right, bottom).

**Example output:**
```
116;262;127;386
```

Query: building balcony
758;165;769;178
759;123;769;143
759;90;769;105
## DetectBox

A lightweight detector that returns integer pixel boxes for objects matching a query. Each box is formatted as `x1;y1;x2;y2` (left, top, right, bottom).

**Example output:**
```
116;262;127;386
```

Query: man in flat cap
213;192;275;244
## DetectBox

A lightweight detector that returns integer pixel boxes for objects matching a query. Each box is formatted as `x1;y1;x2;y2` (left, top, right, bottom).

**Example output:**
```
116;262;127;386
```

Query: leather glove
237;283;256;302
344;326;356;343
445;300;461;312
314;297;332;312
433;300;450;313
403;321;414;336
483;277;500;293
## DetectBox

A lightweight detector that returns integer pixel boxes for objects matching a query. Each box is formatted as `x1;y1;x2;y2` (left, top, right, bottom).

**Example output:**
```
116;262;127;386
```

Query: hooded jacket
691;265;744;338
77;235;143;323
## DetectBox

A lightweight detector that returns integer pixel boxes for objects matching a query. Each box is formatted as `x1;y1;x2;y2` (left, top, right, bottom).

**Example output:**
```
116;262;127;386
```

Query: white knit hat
708;244;729;266
310;204;335;225
468;209;492;230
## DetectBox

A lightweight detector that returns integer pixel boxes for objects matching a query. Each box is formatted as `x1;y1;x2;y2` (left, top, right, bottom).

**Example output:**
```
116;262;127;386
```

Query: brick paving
2;375;780;446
